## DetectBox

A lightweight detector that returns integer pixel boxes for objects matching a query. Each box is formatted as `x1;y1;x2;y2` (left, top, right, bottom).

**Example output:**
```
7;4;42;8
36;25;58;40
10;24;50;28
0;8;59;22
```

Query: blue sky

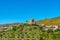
0;0;60;24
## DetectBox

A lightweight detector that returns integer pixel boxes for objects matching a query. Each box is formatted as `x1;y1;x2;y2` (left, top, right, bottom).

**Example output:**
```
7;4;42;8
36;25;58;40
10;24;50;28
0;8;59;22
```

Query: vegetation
0;23;60;40
0;17;60;40
36;17;60;25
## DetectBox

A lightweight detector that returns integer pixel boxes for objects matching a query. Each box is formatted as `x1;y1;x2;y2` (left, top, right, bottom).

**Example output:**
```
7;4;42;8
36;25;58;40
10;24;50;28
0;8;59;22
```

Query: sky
0;0;60;24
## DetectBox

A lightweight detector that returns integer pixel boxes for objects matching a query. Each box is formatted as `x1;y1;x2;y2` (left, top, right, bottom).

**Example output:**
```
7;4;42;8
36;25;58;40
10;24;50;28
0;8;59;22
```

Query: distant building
28;18;36;24
52;25;58;31
42;25;58;31
8;25;13;30
0;26;3;31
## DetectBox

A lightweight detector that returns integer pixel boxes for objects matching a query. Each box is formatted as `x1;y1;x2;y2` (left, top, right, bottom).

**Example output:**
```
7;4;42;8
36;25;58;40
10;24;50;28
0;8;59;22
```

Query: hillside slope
36;17;60;25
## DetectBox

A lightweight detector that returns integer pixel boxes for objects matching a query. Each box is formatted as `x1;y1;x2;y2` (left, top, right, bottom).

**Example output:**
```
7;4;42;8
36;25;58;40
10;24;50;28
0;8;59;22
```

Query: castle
28;18;36;24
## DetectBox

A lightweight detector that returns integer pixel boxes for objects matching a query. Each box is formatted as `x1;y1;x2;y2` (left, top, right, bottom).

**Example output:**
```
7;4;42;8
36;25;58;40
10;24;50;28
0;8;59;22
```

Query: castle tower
29;18;35;24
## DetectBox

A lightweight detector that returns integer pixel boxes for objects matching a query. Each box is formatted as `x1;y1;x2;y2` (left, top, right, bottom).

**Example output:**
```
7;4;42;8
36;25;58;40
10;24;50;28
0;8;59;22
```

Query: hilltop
0;17;60;40
0;17;60;26
36;17;60;25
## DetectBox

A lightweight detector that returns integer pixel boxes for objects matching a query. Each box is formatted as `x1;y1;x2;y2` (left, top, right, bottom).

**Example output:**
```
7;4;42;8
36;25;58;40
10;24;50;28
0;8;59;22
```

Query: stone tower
29;18;35;24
